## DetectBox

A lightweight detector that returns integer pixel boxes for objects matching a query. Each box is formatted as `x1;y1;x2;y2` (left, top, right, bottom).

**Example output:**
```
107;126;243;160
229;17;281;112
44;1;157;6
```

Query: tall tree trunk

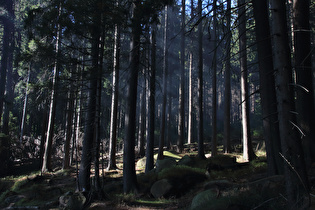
145;25;156;173
197;0;205;159
293;0;315;167
188;52;193;145
20;66;31;143
78;10;101;192
63;78;75;169
252;0;282;175
158;5;169;160
93;25;105;195
2;8;15;136
270;0;309;205
211;0;218;157
123;1;141;193
223;0;232;153
138;76;146;157
166;93;172;149
107;23;120;171
42;3;62;172
238;0;255;161
188;0;194;145
0;0;14;130
177;0;185;152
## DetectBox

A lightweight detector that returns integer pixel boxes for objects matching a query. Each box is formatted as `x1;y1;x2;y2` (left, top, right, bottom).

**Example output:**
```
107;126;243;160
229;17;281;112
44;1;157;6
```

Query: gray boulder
155;158;177;172
190;189;228;210
177;155;195;167
150;179;173;198
59;191;86;210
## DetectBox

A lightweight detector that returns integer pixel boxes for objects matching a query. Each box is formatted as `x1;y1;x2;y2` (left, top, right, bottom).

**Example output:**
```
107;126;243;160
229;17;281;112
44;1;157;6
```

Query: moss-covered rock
59;191;86;210
150;179;173;198
190;189;227;210
155;158;177;173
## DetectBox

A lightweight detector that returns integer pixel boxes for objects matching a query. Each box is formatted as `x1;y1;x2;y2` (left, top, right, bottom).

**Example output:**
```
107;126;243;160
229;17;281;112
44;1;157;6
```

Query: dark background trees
1;0;315;207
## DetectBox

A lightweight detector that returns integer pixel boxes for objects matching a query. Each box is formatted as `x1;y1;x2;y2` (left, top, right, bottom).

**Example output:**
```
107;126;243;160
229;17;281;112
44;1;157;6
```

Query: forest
1;0;315;209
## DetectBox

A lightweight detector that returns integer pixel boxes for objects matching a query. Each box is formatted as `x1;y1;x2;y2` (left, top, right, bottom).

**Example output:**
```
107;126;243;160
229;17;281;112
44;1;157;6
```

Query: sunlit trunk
238;0;255;161
107;22;120;170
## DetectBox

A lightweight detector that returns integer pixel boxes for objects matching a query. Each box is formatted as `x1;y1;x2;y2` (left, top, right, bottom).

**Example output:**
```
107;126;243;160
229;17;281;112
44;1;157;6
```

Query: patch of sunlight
163;151;182;160
135;198;173;205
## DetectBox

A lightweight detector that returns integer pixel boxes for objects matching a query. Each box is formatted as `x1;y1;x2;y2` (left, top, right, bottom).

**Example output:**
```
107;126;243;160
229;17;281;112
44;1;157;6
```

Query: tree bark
138;76;146;157
42;3;62;172
270;0;309;205
177;0;185;153
158;5;169;160
197;0;205;159
123;1;141;193
0;0;14;131
252;0;282;175
20;66;31;143
63;77;75;169
293;0;315;167
145;25;156;173
223;0;232;154
78;8;101;192
238;0;255;161
188;0;194;145
211;0;218;157
107;23;120;170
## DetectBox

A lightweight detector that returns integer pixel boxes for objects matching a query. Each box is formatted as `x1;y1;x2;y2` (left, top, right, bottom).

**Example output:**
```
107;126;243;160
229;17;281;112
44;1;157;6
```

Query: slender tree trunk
188;52;193;145
188;0;194;145
94;45;104;194
42;4;62;172
197;0;205;159
39;100;48;170
211;0;218;157
123;1;141;193
223;0;231;153
145;25;156;173
138;77;146;157
252;0;282;175
293;0;315;167
270;0;309;205
166;94;172;149
63;79;75;169
177;0;185;152
158;5;169;160
20;66;31;143
107;23;120;170
238;0;255;161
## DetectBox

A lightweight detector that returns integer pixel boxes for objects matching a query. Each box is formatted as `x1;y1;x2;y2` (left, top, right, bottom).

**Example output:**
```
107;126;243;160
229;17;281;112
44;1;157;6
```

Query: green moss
158;165;206;180
11;177;29;192
0;190;11;205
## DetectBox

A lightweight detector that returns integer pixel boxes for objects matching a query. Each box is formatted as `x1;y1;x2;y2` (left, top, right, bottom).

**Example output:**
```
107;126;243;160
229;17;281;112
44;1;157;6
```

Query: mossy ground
0;143;288;209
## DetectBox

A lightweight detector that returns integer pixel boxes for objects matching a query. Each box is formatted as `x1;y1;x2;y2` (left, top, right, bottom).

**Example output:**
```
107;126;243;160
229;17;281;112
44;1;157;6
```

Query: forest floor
0;142;314;209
